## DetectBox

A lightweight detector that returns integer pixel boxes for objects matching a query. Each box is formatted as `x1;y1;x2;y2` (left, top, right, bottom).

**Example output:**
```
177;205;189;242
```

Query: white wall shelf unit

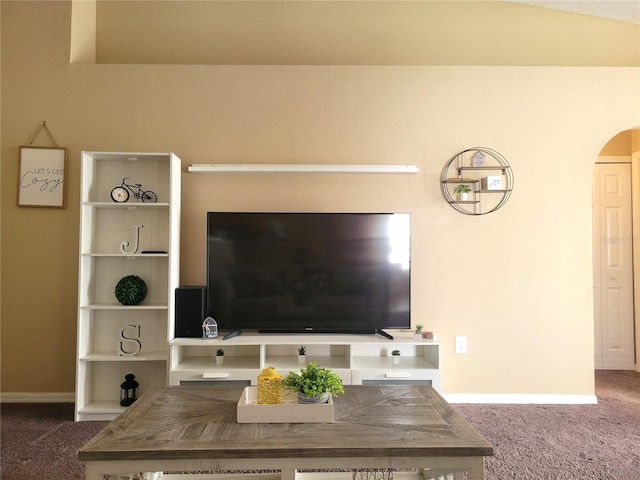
188;164;420;174
75;151;181;421
169;333;441;391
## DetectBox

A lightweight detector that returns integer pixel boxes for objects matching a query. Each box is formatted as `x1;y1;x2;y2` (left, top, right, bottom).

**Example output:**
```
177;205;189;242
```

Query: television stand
223;330;242;340
169;333;441;392
375;329;394;340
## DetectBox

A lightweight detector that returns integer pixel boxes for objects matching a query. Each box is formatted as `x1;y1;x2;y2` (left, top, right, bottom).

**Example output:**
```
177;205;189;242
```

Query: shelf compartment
84;155;172;203
351;356;439;370
81;303;168;310
264;344;349;371
170;355;260;385
443;178;480;183
75;360;166;421
170;338;228;346
173;356;261;371
82;253;169;258
81;205;170;254
83;202;170;208
350;343;440;370
264;356;350;371
76;400;127;421
172;344;262;374
77;308;167;359
78;255;169;305
457;165;511;171
80;352;167;362
352;369;440;387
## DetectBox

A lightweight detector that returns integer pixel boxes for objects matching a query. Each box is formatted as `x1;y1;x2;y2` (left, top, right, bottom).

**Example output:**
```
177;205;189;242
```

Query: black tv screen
206;212;411;334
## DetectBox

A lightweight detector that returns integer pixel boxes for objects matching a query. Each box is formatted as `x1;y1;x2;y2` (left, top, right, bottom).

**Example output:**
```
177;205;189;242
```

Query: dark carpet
454;370;640;480
1;370;638;480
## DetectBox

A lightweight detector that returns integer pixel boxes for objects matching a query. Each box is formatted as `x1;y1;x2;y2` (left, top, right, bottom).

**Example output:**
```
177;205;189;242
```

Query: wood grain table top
79;385;493;462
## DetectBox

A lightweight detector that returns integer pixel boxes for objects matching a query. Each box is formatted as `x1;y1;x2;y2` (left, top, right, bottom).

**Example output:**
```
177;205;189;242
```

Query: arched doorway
593;128;640;371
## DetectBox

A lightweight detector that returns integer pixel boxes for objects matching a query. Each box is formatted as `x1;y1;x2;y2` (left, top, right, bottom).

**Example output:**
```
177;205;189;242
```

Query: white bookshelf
75;151;181;421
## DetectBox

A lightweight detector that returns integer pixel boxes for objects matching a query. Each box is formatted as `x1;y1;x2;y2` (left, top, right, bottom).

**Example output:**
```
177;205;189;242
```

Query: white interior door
593;161;635;370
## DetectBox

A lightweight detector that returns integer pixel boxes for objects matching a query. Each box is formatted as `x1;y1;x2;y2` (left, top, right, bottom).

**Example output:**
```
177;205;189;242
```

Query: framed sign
18;146;67;208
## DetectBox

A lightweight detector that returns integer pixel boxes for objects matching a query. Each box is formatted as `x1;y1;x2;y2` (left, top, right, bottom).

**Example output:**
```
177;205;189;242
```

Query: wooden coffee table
79;385;492;480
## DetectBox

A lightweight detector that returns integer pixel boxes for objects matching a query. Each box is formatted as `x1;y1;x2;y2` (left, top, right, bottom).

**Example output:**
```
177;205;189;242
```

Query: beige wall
634;130;640;153
94;1;640;66
601;130;640;156
2;1;640;397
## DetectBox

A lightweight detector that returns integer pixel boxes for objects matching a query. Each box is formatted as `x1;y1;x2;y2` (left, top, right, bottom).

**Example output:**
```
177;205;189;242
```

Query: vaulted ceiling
508;1;640;24
78;1;640;65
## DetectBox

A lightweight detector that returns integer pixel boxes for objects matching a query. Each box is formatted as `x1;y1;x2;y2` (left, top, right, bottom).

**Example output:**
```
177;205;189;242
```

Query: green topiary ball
114;275;148;305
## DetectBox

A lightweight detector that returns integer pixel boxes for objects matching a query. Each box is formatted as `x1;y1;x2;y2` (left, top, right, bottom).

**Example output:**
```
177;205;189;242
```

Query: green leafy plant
114;275;148;305
453;184;471;194
283;362;344;398
415;324;423;332
216;348;224;356
392;350;401;356
297;346;307;355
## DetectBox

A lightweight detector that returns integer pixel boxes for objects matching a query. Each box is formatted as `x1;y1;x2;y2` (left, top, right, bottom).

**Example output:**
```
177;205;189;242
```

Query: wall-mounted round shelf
440;147;513;215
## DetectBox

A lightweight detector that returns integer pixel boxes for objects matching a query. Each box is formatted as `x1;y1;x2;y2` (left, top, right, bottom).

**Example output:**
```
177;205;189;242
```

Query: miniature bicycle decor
110;177;157;203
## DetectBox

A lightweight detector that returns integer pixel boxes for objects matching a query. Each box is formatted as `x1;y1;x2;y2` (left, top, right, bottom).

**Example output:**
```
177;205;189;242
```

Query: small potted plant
283;361;344;404
297;346;307;364
215;348;224;365
414;324;423;340
453;184;471;201
391;349;401;365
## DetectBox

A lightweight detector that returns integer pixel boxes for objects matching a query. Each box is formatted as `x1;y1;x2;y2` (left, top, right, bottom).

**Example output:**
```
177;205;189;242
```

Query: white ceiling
506;0;640;24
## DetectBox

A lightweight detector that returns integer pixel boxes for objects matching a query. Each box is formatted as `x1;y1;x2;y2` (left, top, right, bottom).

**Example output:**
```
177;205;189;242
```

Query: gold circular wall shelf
440;147;513;215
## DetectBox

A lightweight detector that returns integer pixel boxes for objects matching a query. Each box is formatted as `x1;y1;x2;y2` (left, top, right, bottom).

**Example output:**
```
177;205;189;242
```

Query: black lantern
120;373;139;406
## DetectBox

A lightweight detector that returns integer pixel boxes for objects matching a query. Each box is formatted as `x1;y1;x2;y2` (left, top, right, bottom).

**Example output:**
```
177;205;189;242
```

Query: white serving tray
237;386;334;424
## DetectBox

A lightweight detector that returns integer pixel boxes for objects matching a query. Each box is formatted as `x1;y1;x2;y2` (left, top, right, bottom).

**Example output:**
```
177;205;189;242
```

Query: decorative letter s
119;324;142;356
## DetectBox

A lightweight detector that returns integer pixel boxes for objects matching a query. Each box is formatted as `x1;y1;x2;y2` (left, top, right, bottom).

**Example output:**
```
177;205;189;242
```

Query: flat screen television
206;212;411;335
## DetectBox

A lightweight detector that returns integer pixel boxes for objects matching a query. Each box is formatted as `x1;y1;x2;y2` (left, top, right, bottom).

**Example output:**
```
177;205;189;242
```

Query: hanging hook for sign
25;121;59;147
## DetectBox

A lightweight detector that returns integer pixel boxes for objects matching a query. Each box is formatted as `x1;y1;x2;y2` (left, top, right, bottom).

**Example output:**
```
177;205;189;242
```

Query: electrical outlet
455;336;468;354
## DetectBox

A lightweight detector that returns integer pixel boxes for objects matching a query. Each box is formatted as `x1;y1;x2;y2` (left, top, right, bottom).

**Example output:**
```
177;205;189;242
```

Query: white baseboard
0;391;598;405
443;392;598;405
1;392;75;403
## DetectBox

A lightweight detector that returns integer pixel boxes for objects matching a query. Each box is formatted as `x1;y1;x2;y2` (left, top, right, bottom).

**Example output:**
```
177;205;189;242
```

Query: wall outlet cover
455;336;468;354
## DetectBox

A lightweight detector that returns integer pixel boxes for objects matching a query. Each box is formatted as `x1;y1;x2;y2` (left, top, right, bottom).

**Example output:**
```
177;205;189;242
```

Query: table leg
281;468;297;480
421;457;485;480
467;457;485;480
84;462;104;480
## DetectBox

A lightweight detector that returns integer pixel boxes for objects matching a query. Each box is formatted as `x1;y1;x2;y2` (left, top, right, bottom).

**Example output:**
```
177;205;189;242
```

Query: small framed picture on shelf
471;151;485;167
18;146;67;208
482;176;503;190
202;317;218;339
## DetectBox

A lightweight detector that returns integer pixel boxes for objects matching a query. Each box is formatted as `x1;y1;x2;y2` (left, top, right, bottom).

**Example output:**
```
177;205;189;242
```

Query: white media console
169;333;441;390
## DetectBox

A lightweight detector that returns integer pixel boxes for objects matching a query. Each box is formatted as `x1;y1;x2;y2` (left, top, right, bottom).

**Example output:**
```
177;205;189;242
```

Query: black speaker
175;286;206;338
